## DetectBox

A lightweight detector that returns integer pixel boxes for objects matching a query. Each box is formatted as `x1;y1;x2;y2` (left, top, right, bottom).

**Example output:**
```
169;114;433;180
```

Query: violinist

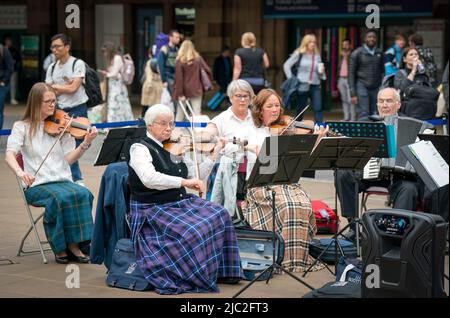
127;104;243;295
5;83;98;264
241;88;328;273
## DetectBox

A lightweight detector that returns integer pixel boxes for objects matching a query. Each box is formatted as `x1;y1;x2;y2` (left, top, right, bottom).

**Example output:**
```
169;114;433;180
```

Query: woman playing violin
127;104;243;295
241;88;327;273
5;83;98;264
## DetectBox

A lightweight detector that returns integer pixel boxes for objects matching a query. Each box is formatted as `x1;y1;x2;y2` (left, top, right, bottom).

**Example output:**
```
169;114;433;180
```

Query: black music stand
233;134;318;298
94;127;147;166
302;137;383;278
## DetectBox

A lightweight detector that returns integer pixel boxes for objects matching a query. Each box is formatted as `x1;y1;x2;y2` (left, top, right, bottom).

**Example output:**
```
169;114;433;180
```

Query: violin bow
178;100;203;197
33;115;74;179
280;104;310;135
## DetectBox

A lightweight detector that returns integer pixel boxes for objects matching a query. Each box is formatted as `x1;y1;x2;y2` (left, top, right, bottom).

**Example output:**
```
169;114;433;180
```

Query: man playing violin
240;88;328;273
5;83;98;264
127;104;243;295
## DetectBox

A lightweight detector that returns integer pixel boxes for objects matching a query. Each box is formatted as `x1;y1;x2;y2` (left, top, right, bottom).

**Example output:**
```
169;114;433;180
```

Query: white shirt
210;106;253;156
129;132;215;190
7;121;75;187
246;125;271;180
106;55;123;80
45;56;88;109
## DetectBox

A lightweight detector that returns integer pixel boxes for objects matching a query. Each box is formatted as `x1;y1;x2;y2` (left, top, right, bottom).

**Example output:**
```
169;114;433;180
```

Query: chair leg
18;208;51;264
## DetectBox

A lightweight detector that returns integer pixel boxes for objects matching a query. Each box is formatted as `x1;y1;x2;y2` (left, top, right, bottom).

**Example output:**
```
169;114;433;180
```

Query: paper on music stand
408;140;449;188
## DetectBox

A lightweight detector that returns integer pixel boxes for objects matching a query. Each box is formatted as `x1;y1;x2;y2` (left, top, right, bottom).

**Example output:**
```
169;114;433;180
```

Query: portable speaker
361;209;447;298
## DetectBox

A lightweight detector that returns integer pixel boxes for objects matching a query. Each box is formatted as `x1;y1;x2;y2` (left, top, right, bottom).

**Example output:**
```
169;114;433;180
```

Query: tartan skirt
25;181;94;254
242;184;323;272
130;195;244;295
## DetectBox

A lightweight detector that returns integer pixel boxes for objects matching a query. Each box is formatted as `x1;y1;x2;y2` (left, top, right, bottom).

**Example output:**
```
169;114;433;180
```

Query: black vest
127;137;188;204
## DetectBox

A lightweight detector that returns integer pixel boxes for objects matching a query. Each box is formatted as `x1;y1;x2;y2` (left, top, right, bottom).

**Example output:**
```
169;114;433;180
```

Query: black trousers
335;170;422;218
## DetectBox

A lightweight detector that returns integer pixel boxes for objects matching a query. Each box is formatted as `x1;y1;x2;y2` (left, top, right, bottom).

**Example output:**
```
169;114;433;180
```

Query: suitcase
207;92;226;110
311;200;339;234
309;238;357;264
235;227;285;281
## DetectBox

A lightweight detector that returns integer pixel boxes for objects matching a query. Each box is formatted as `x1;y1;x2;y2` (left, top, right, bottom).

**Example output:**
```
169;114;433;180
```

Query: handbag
200;67;213;92
106;239;153;291
298;82;310;92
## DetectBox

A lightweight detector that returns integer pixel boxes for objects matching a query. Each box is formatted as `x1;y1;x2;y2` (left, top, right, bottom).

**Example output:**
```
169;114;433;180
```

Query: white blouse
6;121;75;187
106;55;124;80
129;132;215;190
246;125;271;180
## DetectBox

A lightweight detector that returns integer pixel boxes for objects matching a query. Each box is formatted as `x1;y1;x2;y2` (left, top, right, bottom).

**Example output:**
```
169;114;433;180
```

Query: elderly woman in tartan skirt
127;104;243;295
5;83;98;264
241;88;327;273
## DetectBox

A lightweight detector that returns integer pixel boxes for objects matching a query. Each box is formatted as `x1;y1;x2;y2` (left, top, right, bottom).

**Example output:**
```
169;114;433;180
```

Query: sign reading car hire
263;0;433;19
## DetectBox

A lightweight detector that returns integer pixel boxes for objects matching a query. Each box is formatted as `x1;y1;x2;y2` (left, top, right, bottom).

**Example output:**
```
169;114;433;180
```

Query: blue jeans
356;81;378;121
0;84;10;129
296;84;323;123
63;103;88;182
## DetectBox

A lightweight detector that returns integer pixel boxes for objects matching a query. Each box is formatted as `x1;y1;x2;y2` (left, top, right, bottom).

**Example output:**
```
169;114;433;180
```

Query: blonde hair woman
283;34;327;122
173;40;211;121
233;32;270;95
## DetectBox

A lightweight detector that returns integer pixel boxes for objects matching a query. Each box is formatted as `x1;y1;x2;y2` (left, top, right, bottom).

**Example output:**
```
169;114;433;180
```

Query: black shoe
55;255;70;264
217;277;241;285
67;249;90;264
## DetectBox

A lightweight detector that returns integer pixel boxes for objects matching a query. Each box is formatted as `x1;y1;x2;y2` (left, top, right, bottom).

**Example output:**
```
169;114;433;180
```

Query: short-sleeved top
235;47;265;79
211;106;253;141
245;125;270;180
7;121;75;187
45;56;88;109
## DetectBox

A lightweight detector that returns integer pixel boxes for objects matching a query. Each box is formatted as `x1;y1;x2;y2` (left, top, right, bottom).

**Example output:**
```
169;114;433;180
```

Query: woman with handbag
97;41;134;123
394;47;439;120
172;40;211;121
283;34;327;122
233;32;270;95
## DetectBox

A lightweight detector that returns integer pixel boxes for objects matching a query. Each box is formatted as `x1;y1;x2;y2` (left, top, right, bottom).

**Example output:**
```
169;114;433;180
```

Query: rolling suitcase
235;227;285;281
311;200;339;234
207;92;226;110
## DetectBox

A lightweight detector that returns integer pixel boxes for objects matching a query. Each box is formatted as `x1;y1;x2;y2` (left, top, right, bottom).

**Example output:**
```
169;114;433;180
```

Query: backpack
380;73;396;89
401;80;439;120
149;33;170;74
51;59;102;108
121;54;135;85
106;238;152;291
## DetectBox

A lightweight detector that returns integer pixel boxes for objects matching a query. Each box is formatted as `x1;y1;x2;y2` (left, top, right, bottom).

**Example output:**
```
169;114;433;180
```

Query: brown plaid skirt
241;183;323;273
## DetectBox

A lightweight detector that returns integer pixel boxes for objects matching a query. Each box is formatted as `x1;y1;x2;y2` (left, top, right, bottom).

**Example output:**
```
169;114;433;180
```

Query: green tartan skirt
25;181;94;254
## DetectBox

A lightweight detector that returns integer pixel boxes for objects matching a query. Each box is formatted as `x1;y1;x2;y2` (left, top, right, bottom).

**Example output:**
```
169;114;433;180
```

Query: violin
44;109;91;139
163;134;248;156
270;115;340;137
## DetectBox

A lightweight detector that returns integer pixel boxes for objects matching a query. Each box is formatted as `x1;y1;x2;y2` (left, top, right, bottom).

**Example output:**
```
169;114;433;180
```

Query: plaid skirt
241;184;323;272
25;181;94;254
130;195;243;295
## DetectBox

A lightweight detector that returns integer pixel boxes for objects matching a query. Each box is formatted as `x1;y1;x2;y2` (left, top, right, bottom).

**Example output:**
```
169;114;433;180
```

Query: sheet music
408;140;449;188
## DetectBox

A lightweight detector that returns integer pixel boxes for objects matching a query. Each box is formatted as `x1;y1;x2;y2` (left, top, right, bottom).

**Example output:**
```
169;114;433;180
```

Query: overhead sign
263;0;433;19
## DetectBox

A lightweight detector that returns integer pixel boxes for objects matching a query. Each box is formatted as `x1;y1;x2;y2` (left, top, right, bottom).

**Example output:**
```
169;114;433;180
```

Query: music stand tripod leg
233;186;314;298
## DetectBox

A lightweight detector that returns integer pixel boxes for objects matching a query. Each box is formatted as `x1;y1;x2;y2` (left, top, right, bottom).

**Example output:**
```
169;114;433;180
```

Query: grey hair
226;79;255;100
144;104;174;126
378;87;401;103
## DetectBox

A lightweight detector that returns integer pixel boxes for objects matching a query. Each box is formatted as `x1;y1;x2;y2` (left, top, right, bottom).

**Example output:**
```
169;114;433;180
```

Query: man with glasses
335;88;425;240
45;33;89;186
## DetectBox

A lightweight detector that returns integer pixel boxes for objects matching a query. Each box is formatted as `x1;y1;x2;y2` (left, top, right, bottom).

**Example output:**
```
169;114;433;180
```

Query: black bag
51;59;102;108
401;81;439;120
290;53;303;77
106;239;152;291
309;238;357;264
303;281;361;298
335;257;363;284
235;227;285;281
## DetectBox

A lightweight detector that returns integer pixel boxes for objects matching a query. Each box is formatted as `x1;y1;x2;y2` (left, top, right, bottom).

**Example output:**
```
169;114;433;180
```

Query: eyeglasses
377;99;396;105
50;44;64;50
42;99;57;105
234;94;250;100
153;121;175;128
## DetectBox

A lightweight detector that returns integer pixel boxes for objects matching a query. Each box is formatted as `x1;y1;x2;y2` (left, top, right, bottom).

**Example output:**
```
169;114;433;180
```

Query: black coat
213;55;232;92
349;46;384;96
